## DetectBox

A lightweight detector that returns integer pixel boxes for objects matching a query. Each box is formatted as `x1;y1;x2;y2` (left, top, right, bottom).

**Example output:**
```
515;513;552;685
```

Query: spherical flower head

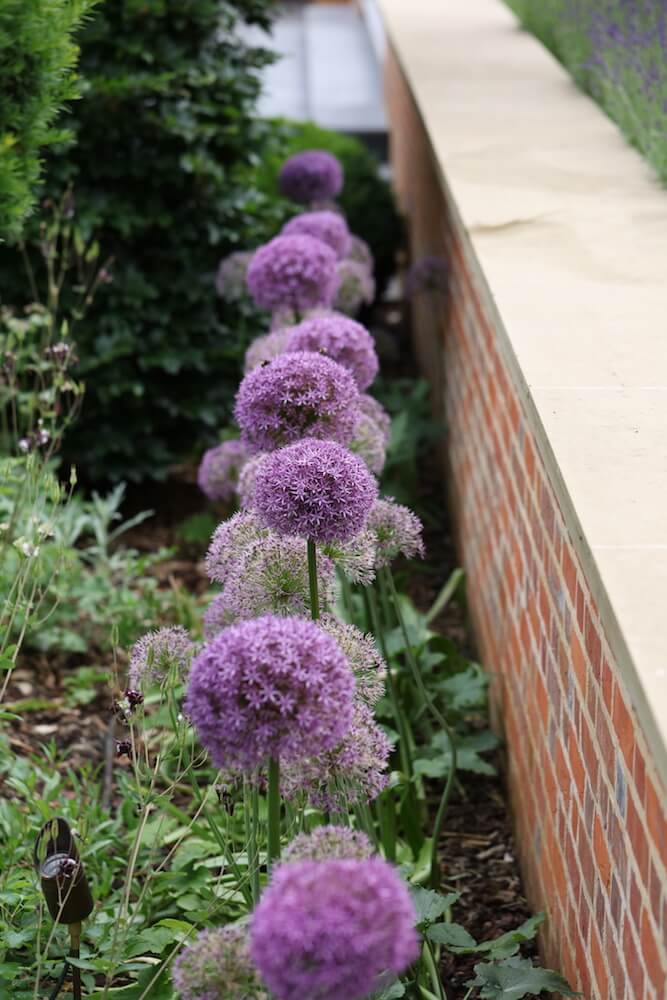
282;211;350;259
279;150;344;204
203;592;238;638
367;498;425;567
254;439;378;544
215;251;254;303
197;439;249;503
235;351;360;454
359;393;391;445
346;234;374;272
184;614;355;772
283;701;391;812
237;455;267;510
349;412;386;475
283;826;374;864
250;856;418;1000
173;925;267;1000
246;235;338;313
322;528;377;586
128;626;194;689
333;259;375;316
205;512;265;585
285;313;378;390
406;255;448;297
243;329;290;374
318;614;386;705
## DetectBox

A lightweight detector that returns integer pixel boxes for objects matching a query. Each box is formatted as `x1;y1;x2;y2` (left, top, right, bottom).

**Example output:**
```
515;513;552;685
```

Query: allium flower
235;351;359;453
282;826;374;864
250;856;418;1000
282;211;350;259
367;499;425;567
322;529;377;586
285;313;378;390
254;439;378;543
349;413;386;475
197;439;249;503
406;255;448;297
283;702;391;812
318;615;386;705
359;393;392;445
205;512;265;585
333;259;375;316
184;615;355;771
128;627;194;689
279;150;344;204
346;234;374;272
173;925;267;1000
237;454;267;510
246;235;338;313
243;329;290;374
215;251;254;303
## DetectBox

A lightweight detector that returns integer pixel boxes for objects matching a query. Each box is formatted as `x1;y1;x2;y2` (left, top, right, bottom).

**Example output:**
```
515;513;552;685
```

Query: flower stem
307;538;320;620
251;783;261;904
267;756;281;868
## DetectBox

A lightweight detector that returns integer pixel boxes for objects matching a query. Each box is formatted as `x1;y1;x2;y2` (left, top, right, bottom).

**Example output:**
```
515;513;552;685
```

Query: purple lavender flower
282;211;350;259
283;702;391;812
359;393;392;445
184;615;354;772
234;351;360;453
346;234;374;272
333;259;375;316
253;439;378;543
173;925;267;1000
282;826;374;864
250;856;418;1000
246;235;338;313
197;439;249;503
243;329;290;374
349;413;386;475
285;313;378;390
279;150;344;205
318;615;386;705
367;498;425;567
215;251;254;303
128;627;194;689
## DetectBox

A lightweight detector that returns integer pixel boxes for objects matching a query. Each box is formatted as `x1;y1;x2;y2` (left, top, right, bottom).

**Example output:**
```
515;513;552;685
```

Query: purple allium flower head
282;825;374;864
254;439;378;543
203;592;238;638
282;211;350;259
243;329;290;374
215;251;254;303
285;313;378;390
235;351;360;454
185;615;355;772
237;454;267;510
406;255;448;298
197;439;249;503
333;259;375;316
322;528;377;586
283;701;391;812
250;856;418;1000
318;615;386;705
128;626;194;689
367;498;425;567
246;235;338;313
346;234;374;272
205;512;265;585
349;413;387;475
359;393;391;445
279;150;344;205
173;925;267;1000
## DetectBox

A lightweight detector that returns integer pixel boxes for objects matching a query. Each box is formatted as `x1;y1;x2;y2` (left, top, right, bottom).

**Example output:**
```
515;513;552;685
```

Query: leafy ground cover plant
505;0;667;184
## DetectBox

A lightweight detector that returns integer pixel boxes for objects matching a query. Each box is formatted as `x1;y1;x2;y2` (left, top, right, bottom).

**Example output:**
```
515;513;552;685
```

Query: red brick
641;907;665;991
562;544;577;603
612;690;635;769
570;631;587;699
590;924;609;998
593;815;612;888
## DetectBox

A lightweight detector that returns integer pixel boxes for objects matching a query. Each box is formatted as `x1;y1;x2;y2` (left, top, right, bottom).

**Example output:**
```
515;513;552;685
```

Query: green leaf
372;981;406;999
409;887;460;929
468;957;580;999
477;914;545;959
427;922;477;950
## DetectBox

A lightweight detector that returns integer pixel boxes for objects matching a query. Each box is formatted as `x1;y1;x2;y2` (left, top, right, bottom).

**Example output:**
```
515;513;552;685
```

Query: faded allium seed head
333;259;375;316
215;251;254;303
250;856;418;1000
246;235;338;313
197;439;249;503
237;455;267;510
234;351;360;454
318;615;386;705
349;412;387;476
173;925;268;1000
205;512;265;585
322;528;377;586
282;825;374;864
184;614;355;772
279;150;344;204
358;393;392;445
346;234;374;272
367;498;425;567
282;210;350;259
253;439;378;543
128;627;194;689
243;329;291;373
284;313;379;390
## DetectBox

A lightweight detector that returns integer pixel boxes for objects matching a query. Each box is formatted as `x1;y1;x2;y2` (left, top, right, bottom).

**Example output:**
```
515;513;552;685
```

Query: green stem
423;940;447;1000
307;538;320;620
267;757;281;868
376;790;397;862
251;783;261;904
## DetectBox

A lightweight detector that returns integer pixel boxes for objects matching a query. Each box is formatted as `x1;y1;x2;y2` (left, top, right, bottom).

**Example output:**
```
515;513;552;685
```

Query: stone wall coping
378;0;667;782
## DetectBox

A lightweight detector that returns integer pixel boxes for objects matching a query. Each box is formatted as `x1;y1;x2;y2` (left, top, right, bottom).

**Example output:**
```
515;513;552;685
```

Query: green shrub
0;0;282;484
0;0;97;240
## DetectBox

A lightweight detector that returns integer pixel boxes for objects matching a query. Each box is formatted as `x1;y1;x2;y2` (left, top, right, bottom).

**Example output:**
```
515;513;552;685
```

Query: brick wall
385;47;667;1000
